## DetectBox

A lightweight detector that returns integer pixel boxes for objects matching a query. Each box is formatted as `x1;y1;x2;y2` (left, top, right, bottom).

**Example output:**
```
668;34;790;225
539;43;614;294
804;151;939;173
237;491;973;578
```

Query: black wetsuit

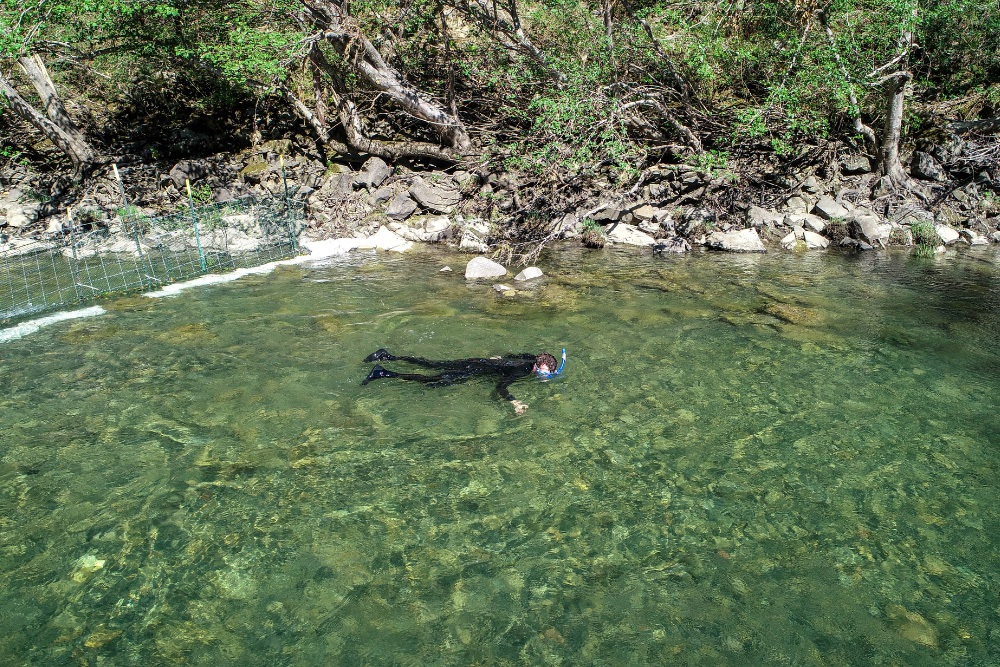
362;349;536;402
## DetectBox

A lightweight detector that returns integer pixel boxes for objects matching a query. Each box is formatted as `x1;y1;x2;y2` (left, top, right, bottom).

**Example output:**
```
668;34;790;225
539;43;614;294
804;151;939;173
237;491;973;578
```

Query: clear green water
2;245;999;666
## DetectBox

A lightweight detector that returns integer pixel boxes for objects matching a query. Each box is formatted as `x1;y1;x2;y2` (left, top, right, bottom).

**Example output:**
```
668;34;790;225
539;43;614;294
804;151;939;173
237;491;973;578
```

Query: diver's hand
512;400;528;415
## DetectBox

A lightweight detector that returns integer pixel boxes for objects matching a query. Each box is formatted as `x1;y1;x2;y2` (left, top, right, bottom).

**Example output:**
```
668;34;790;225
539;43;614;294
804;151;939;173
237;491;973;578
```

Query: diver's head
534;353;558;376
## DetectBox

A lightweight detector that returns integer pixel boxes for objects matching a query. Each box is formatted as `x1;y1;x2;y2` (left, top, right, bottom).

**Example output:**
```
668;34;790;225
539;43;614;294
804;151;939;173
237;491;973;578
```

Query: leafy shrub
580;218;606;248
909;220;938;257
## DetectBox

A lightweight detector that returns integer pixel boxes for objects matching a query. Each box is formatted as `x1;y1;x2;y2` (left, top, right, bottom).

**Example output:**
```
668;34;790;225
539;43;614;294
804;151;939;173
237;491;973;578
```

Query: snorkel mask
536;349;566;379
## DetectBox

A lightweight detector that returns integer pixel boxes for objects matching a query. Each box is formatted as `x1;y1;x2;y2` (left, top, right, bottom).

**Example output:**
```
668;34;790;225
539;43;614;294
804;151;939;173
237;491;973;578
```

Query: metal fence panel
1;195;304;325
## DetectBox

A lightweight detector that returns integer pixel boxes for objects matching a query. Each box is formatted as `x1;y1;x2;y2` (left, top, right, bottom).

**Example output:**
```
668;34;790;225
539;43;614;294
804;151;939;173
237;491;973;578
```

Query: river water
1;244;998;665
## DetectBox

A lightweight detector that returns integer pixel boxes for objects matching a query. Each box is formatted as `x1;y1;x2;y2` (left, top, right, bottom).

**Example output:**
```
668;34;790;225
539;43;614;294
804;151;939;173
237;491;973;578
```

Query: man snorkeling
361;348;565;415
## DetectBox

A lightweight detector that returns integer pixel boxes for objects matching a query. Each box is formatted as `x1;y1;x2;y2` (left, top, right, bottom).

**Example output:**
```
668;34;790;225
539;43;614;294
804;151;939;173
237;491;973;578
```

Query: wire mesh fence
1;194;304;326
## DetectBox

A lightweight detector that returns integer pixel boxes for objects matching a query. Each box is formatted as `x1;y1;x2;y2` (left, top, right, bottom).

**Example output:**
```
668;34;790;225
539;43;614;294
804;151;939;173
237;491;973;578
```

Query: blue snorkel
536;349;566;379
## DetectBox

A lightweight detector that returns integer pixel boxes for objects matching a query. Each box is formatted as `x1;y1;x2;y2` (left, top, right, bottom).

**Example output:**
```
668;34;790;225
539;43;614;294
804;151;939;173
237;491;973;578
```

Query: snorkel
536;349;566;379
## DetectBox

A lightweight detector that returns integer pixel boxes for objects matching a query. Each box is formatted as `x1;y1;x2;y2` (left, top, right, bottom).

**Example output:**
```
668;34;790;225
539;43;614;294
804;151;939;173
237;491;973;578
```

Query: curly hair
535;353;558;371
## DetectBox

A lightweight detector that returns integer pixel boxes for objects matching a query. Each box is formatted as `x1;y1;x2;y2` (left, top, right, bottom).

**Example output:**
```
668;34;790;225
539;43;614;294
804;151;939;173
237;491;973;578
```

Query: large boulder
747;206;783;228
802;230;830;249
652;237;692;253
605;223;657;246
849;213;887;246
409;176;461;213
385;193;417;220
958;229;988;245
629;203;656;221
318;172;354;197
935;224;960;245
0;200;41;229
465;256;507;280
812;197;851;221
459;231;488;253
357;226;413;252
590;205;626;223
784;213;827;233
841;155;872;175
372;186;394;204
911;151;947;182
705;228;766;253
353;157;392;190
388;215;454;243
553;214;581;238
169;159;212;189
514;266;544;281
783;195;813;214
458;218;489;253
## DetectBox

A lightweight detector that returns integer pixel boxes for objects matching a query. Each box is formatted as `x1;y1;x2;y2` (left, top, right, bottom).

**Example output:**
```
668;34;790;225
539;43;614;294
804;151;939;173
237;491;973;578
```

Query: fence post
279;155;299;254
113;163;156;287
66;207;83;302
185;179;208;272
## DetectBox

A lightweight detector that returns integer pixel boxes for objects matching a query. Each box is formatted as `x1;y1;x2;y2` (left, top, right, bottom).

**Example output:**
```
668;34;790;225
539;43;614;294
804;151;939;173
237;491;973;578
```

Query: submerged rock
886;604;938;648
70;554;106;583
764;302;821;325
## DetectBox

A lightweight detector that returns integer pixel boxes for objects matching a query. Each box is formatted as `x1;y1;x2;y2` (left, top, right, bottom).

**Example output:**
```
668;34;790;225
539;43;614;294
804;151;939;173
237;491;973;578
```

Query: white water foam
143;238;363;298
0;306;106;344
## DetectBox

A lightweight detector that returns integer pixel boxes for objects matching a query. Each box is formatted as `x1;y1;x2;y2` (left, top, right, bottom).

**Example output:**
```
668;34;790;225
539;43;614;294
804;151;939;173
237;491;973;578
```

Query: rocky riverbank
2;130;998;260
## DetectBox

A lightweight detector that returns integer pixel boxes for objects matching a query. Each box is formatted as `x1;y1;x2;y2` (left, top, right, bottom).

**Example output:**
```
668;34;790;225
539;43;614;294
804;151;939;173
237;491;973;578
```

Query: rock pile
3;130;998;257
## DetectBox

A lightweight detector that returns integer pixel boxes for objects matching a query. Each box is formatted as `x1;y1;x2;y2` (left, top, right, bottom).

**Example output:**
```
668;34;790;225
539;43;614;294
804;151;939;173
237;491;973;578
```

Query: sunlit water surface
2;245;999;666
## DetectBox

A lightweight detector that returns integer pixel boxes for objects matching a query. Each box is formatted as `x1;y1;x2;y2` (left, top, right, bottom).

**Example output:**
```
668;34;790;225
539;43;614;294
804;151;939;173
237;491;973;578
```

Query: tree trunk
0;69;97;178
306;49;460;161
873;25;919;189
878;71;910;185
303;0;472;153
18;56;75;130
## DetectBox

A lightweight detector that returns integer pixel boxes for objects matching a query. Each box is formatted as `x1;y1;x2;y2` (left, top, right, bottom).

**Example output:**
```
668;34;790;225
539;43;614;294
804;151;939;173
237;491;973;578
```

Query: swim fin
363;348;395;362
362;365;398;385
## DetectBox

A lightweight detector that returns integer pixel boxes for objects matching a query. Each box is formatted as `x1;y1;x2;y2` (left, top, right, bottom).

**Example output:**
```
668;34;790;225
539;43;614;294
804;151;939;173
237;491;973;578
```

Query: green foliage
179;23;302;86
1;0;998;181
580;218;606;248
909;219;937;257
0;143;24;165
686;149;730;177
189;184;213;204
920;0;1000;95
492;73;644;180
